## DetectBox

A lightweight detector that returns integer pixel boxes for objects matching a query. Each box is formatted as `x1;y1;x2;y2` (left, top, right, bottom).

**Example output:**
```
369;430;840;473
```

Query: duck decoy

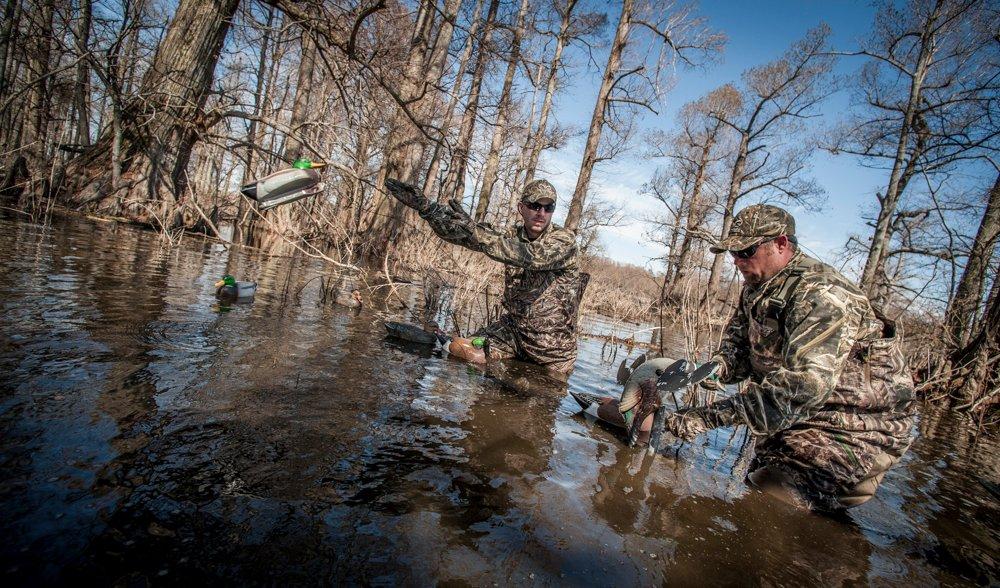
572;356;680;427
384;321;445;345
215;275;257;300
241;158;327;211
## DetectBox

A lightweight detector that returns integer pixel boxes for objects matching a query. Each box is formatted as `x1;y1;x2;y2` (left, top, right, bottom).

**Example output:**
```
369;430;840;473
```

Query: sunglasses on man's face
523;201;555;213
731;235;794;259
731;241;765;260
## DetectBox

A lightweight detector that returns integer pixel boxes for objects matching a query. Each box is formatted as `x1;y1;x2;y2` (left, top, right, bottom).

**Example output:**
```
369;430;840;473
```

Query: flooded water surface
1;215;997;585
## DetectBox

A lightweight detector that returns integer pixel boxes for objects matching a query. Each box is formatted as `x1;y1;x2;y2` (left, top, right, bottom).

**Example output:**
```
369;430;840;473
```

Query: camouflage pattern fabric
711;203;796;253
419;203;582;373
684;251;916;509
521;179;558;203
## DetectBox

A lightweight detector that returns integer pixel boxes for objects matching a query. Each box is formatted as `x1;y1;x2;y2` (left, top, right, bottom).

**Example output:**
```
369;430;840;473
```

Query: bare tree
828;0;1000;303
646;86;735;303
56;0;241;229
438;0;501;202
474;0;530;221
703;26;833;301
563;0;723;232
423;0;485;200
946;171;1000;349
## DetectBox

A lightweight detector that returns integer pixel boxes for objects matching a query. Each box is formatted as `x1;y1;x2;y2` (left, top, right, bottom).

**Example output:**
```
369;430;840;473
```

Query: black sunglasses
523;201;555;213
730;235;796;259
731;241;764;259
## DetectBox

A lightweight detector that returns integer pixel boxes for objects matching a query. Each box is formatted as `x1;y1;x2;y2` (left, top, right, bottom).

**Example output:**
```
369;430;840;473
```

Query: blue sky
533;0;887;273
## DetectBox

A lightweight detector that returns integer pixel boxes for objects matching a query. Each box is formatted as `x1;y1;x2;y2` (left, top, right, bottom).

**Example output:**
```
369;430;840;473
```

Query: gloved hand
699;361;726;392
447;198;475;223
385;178;430;213
663;409;710;441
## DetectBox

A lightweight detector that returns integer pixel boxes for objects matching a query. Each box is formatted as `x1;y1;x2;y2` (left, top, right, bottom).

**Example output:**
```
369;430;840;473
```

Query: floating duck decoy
215;275;257;300
241;158;327;211
384;321;446;345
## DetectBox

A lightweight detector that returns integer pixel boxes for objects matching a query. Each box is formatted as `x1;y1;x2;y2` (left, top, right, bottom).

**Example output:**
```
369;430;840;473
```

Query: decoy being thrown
215;275;257;300
241;158;327;211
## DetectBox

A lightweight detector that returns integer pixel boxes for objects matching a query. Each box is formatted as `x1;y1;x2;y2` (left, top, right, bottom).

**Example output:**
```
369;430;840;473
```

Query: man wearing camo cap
657;203;915;511
385;177;584;373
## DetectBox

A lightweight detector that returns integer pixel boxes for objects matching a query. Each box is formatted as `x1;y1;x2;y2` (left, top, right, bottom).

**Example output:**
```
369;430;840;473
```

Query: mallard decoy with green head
241;158;327;211
215;275;257;300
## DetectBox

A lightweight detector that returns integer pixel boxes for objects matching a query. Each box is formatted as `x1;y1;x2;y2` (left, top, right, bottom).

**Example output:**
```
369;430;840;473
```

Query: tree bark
0;0;16;102
439;0;501;201
474;0;529;221
235;3;276;244
705;131;748;301
283;28;318;162
564;0;631;232
57;0;241;229
950;267;1000;410
22;0;55;178
945;172;1000;348
72;0;93;147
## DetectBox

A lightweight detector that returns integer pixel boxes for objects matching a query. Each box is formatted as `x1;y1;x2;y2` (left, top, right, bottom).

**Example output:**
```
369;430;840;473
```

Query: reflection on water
0;215;997;585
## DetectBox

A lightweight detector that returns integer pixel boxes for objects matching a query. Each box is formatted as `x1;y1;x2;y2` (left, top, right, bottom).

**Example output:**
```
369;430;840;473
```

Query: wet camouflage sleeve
419;202;479;248
419;205;576;270
697;281;871;436
473;225;577;270
712;306;753;384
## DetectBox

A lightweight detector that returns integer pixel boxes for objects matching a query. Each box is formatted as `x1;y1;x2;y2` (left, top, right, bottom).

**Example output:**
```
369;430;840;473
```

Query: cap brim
709;235;765;254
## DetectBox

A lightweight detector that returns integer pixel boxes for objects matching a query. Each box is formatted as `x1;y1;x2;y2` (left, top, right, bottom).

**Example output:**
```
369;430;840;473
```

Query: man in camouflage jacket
385;178;583;373
662;204;915;511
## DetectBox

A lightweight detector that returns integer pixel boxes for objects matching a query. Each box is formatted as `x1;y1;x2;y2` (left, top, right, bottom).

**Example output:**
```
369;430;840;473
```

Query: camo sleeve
698;281;867;435
419;202;480;248
712;305;753;384
472;225;578;270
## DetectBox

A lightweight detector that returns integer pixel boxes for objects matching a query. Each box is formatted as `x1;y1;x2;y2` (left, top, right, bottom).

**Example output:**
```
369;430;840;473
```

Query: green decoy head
215;274;237;288
292;157;327;170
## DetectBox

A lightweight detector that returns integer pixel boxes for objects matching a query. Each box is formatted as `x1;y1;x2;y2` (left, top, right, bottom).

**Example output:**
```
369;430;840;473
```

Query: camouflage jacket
694;252;915;490
419;203;582;367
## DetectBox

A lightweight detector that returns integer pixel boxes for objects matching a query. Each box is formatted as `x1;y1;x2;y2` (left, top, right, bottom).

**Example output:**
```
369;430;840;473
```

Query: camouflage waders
419;204;583;373
690;252;916;510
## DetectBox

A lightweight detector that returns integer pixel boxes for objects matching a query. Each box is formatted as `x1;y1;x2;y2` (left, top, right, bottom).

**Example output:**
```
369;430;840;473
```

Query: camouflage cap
521;179;557;203
710;204;796;253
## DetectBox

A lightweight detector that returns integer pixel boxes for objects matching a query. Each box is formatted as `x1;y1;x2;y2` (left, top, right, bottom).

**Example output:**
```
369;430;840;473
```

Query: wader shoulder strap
762;267;807;328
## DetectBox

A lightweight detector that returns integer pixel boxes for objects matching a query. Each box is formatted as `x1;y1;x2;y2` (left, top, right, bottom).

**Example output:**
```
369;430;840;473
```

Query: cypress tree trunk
522;0;576;186
945;172;1000;349
423;0;484;200
564;0;631;232
474;0;529;221
56;0;241;229
72;0;93;147
438;0;500;202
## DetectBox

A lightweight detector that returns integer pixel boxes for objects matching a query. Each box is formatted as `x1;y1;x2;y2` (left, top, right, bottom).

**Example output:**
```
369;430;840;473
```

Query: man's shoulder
790;255;871;308
543;223;577;241
793;255;860;290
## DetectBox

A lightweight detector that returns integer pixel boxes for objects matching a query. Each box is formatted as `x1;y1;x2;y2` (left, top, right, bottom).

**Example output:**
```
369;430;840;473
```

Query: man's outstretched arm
385;178;480;249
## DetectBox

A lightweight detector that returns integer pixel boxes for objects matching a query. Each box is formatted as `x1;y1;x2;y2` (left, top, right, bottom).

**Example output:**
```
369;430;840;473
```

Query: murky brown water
1;214;997;586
